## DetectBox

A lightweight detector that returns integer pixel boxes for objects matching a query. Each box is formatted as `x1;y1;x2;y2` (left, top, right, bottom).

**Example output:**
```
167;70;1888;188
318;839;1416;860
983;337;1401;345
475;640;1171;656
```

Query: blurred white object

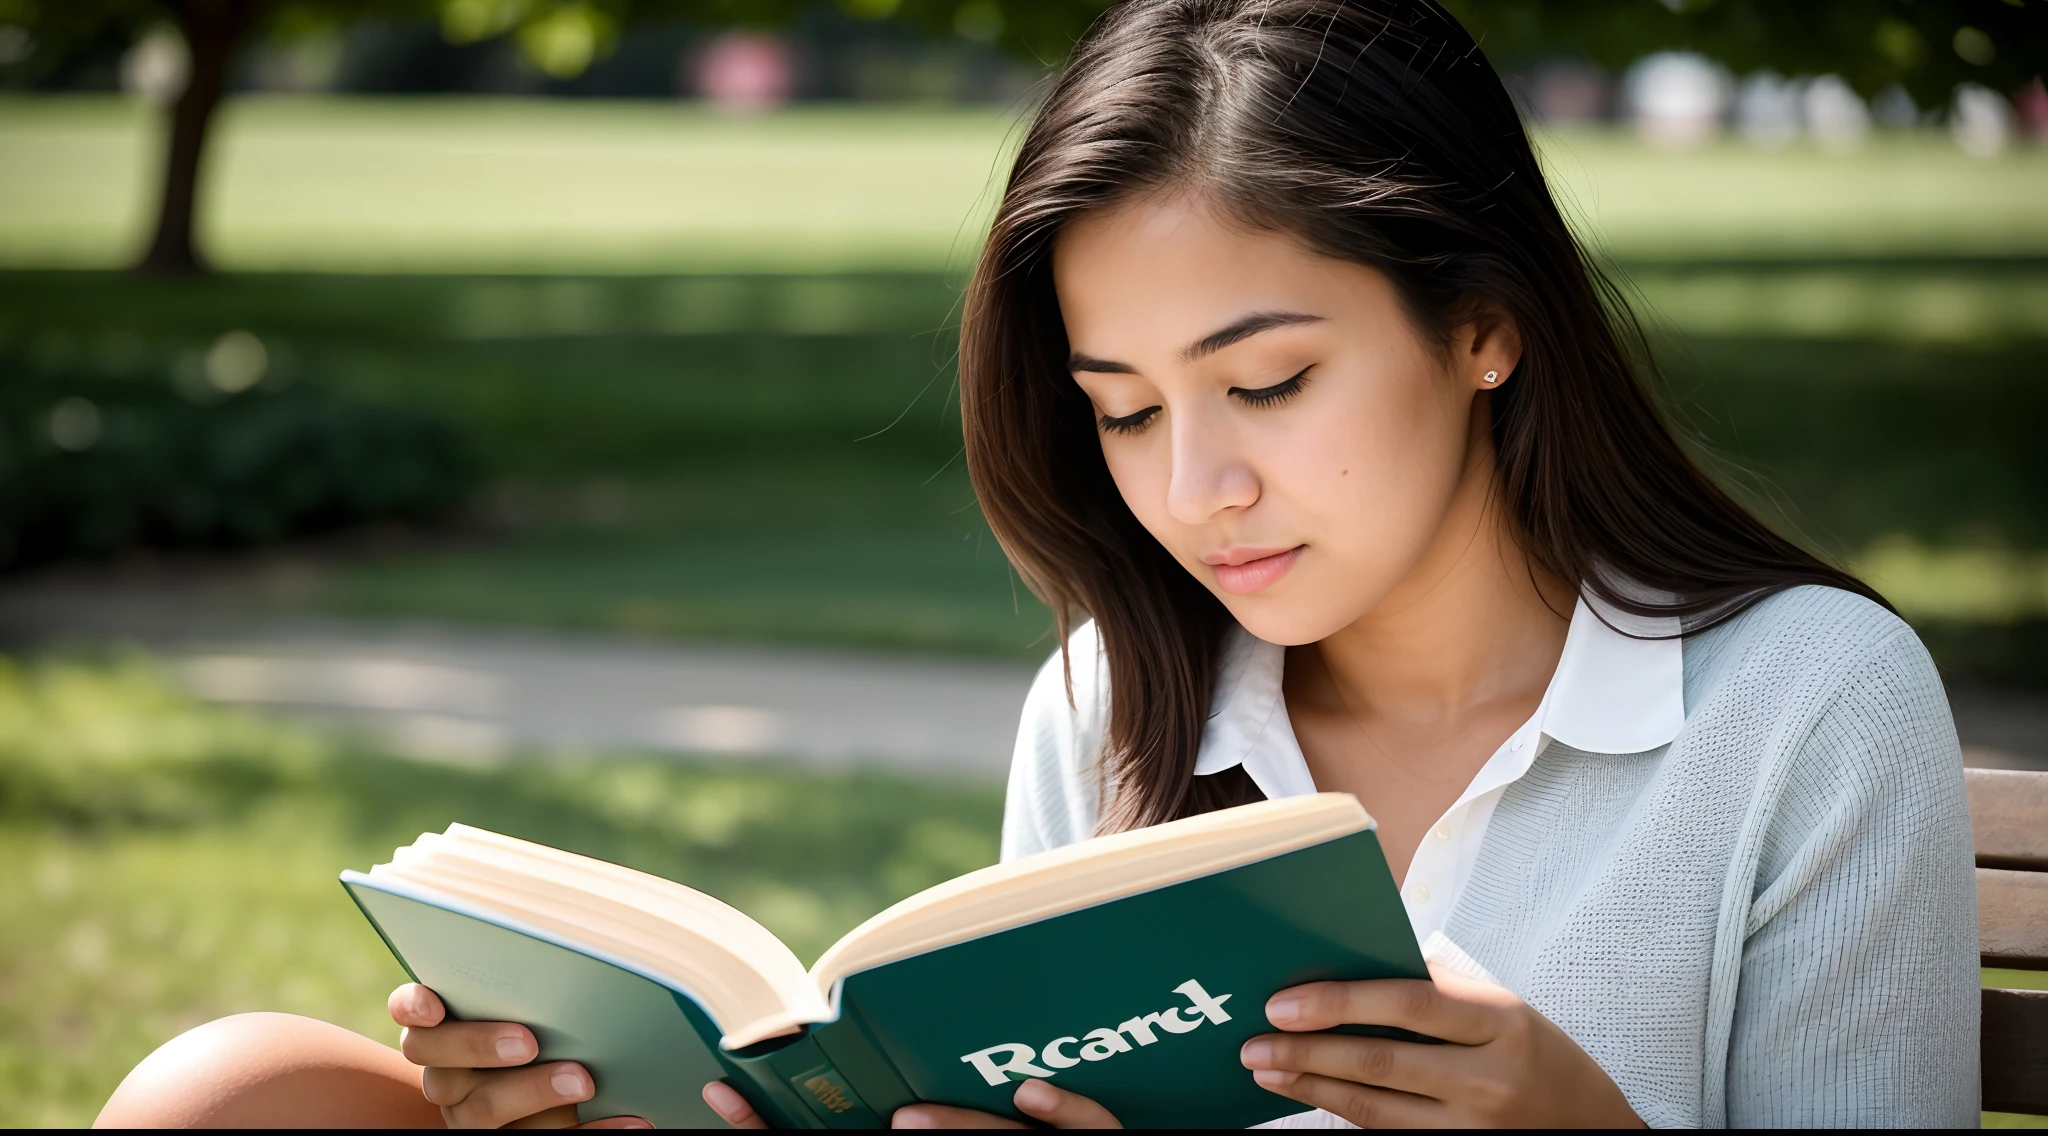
1734;71;1800;148
121;25;189;105
694;31;793;113
1624;52;1731;149
1802;75;1871;154
1951;83;2014;158
1531;60;1608;124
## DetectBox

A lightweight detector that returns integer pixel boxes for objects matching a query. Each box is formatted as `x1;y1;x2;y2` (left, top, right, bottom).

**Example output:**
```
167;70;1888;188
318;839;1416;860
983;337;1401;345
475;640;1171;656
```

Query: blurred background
0;0;2044;1125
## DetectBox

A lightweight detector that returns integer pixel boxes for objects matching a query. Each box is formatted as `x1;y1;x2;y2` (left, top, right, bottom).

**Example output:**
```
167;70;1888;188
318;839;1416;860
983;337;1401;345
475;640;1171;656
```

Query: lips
1207;546;1302;595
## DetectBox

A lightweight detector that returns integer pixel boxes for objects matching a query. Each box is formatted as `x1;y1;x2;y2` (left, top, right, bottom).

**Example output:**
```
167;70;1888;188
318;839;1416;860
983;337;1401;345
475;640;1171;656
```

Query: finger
892;1103;1030;1128
422;1065;486;1108
571;1117;653;1129
702;1082;770;1129
1265;979;1496;1045
1252;1069;1444;1128
400;1019;539;1069
443;1062;594;1129
1013;1078;1123;1129
1241;1033;1459;1101
389;984;447;1029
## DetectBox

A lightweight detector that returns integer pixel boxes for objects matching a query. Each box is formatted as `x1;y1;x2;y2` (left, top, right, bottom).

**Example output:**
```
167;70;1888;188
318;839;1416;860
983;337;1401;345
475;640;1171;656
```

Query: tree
0;0;2041;274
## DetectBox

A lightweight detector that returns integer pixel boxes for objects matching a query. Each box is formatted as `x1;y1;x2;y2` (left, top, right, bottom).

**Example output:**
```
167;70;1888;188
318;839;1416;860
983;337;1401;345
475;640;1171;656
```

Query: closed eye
1230;367;1311;406
1098;406;1160;435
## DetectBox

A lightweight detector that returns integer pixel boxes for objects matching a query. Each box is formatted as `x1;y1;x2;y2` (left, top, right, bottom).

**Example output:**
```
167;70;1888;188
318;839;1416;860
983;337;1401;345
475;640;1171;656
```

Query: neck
1296;406;1574;730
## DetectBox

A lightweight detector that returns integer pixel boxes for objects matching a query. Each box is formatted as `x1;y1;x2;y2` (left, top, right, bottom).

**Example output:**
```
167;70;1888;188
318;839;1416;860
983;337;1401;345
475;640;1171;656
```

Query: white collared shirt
1000;595;1687;947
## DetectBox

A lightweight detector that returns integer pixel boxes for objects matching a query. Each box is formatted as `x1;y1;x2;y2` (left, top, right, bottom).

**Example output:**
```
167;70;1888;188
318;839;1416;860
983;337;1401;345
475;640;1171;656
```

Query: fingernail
1253;1069;1300;1088
892;1106;941;1128
1240;1039;1272;1067
1014;1078;1058;1109
552;1068;591;1099
614;1122;653;1129
1267;998;1301;1025
407;988;433;1017
704;1082;744;1121
496;1034;531;1061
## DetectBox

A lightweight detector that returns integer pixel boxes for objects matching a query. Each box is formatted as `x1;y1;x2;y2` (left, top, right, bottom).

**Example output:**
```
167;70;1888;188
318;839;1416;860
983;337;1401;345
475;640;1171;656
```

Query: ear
1460;302;1523;392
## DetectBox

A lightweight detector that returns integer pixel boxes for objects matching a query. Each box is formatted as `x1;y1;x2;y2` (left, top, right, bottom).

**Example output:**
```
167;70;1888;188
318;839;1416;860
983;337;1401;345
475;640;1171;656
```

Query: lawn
4;97;2048;272
0;654;1004;1126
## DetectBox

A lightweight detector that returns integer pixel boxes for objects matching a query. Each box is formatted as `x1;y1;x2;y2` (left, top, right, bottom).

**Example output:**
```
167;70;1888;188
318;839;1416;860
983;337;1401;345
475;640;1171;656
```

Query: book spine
729;1032;888;1129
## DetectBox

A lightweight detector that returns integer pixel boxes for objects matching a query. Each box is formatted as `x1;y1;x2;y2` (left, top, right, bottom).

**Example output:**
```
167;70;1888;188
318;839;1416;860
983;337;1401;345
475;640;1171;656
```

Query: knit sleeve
998;621;1108;862
1722;626;1979;1127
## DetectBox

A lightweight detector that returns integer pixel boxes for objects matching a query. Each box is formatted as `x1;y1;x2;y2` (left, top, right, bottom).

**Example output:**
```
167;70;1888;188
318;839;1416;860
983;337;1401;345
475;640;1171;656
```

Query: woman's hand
1238;964;1642;1128
702;1078;1120;1129
389;984;649;1129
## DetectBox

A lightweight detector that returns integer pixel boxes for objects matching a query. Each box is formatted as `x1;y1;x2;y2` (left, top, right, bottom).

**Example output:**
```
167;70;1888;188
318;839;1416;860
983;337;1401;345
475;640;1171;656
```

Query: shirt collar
1192;592;1687;787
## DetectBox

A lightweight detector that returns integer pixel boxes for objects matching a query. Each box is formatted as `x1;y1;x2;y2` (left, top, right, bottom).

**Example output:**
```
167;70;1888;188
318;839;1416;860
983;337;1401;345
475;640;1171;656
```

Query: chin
1215;592;1355;647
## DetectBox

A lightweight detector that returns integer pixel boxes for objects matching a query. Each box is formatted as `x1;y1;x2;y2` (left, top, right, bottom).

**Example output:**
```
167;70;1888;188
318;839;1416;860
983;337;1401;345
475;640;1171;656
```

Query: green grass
0;654;1004;1126
2;97;2046;274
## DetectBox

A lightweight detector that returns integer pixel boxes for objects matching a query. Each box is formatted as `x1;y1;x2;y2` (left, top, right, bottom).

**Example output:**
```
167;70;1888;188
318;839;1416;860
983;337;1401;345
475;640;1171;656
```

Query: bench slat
1967;768;2048;871
1980;868;2048;970
1984;987;2048;1115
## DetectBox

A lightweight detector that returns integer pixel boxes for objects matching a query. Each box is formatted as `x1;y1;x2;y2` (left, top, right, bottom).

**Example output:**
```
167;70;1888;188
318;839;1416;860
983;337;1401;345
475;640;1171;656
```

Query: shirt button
1432;827;1451;841
1407;884;1431;904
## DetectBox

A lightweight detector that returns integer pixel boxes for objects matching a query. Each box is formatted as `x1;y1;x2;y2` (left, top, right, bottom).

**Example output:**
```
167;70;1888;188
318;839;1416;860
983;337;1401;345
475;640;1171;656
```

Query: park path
0;571;1036;775
1;569;2042;774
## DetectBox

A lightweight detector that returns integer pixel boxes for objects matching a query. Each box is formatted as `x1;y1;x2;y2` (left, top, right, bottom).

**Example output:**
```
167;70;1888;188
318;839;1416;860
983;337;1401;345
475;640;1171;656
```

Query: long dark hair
960;0;1887;832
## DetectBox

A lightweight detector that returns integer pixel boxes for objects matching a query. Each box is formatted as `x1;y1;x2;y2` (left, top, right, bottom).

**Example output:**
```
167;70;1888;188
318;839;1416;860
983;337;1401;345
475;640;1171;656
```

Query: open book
341;793;1425;1129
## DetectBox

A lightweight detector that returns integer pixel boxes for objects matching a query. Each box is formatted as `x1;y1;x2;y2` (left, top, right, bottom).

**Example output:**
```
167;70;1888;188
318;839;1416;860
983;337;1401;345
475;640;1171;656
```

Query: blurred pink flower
693;32;794;113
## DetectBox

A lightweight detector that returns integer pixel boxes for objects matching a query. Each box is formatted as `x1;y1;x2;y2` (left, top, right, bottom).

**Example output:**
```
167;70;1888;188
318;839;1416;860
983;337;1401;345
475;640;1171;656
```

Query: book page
367;826;828;1047
805;793;1372;1013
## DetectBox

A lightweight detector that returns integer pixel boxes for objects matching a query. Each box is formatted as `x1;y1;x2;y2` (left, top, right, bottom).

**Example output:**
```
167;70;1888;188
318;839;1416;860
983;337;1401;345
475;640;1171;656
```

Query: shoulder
1000;622;1111;861
1685;585;1965;872
1683;584;1945;729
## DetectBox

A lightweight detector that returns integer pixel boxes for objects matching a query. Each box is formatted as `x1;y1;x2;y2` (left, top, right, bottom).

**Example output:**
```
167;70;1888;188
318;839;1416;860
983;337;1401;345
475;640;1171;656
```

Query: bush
0;344;474;568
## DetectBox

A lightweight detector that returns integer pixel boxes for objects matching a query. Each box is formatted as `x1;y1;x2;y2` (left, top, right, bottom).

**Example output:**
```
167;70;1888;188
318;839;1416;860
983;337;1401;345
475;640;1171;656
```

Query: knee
96;1012;438;1129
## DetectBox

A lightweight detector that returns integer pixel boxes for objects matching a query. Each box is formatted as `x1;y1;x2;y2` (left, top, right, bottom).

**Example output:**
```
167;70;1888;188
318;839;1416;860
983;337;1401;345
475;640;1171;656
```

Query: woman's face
1052;194;1519;646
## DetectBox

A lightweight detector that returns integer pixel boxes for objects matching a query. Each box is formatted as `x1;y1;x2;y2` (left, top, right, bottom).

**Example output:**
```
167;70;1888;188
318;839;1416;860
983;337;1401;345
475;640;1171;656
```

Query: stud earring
1483;370;1499;384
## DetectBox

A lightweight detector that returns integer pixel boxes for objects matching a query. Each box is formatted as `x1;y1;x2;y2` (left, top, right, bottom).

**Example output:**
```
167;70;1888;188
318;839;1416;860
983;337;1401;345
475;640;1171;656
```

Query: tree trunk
135;0;266;275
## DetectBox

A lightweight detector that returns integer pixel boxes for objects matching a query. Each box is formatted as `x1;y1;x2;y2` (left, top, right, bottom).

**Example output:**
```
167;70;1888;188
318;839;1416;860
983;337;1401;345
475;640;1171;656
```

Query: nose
1164;404;1259;525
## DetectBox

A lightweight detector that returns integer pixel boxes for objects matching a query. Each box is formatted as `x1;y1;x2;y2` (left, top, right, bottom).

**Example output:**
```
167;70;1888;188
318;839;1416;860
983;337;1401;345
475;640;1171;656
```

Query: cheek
1266;369;1471;590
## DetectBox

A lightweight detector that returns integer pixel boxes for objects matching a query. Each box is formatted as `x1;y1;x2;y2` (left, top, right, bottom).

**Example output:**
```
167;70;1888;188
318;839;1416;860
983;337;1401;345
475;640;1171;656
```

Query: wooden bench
1968;766;2048;1116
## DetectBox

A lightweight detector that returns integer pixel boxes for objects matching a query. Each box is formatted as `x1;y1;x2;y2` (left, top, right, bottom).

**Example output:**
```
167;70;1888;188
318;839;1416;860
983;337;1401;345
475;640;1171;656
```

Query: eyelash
1231;368;1312;406
1096;368;1313;435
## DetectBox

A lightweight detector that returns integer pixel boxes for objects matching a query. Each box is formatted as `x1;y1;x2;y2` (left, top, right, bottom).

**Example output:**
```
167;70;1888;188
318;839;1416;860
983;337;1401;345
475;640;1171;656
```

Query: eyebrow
1066;310;1325;374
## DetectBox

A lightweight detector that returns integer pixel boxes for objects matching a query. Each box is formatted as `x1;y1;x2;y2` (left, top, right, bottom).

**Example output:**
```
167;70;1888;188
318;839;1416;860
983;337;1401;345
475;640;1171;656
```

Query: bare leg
95;1012;445;1129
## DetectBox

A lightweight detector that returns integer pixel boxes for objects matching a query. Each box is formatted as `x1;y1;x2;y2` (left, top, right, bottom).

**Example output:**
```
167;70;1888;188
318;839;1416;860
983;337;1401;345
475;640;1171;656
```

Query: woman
98;0;1976;1128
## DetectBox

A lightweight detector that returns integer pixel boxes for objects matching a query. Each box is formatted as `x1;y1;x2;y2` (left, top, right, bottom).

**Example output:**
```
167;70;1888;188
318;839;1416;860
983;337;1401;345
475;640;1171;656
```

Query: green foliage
0;342;475;568
0;654;1005;1125
3;0;2039;96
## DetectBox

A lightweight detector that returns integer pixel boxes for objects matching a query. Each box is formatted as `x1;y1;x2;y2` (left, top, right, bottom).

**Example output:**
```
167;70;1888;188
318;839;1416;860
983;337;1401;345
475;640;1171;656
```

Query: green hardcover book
339;793;1425;1129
